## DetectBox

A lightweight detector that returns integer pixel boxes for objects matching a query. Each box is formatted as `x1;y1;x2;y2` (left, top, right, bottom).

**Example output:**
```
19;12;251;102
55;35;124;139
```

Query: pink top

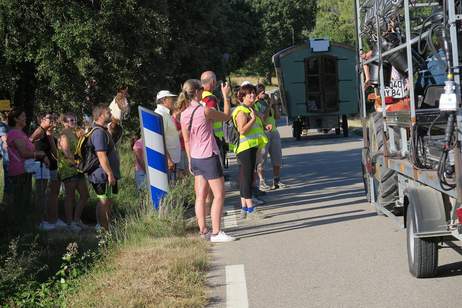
133;138;145;172
7;128;35;176
180;101;219;159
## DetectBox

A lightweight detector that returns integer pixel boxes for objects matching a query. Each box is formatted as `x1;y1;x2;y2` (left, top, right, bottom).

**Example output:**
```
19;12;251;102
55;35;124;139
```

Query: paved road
208;126;462;308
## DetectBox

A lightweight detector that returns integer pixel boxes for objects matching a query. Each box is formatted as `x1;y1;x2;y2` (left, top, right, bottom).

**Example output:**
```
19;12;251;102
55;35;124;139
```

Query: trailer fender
404;187;446;234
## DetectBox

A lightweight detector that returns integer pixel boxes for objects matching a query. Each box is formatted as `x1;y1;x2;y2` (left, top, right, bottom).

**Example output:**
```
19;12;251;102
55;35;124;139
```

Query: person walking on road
180;79;235;242
233;84;268;219
254;84;286;190
155;90;181;182
89;104;121;230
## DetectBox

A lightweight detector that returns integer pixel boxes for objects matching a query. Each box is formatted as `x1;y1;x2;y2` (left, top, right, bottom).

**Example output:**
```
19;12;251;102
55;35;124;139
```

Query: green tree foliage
310;0;355;46
0;0;259;119
245;0;317;80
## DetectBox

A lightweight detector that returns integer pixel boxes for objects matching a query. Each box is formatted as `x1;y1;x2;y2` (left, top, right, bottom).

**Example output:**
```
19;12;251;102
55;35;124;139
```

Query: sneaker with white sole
259;180;271;191
39;221;56;231
200;230;211;241
210;231;236;243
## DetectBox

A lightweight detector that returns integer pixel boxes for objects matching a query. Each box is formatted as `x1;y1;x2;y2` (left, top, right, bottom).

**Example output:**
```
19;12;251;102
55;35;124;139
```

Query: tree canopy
310;0;355;46
244;0;317;79
0;0;318;119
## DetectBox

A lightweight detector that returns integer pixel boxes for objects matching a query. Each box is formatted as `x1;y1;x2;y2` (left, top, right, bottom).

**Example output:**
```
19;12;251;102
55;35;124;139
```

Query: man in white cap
155;90;181;181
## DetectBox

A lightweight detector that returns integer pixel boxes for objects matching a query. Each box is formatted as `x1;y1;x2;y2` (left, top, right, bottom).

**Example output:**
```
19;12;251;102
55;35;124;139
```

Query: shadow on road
236;212;376;239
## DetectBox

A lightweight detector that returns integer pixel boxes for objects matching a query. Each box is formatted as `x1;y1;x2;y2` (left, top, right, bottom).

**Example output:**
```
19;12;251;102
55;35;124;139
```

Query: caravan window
304;55;339;112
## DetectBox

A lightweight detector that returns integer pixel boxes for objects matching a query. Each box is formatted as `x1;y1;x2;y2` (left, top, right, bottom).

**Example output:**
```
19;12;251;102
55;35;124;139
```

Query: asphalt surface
207;126;462;308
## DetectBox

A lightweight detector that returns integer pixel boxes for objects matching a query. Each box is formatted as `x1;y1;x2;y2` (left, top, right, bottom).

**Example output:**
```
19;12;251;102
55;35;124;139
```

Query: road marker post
139;106;169;209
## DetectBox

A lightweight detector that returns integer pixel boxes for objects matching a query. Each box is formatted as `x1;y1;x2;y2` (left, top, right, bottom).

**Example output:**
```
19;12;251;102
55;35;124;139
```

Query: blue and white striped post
138;106;169;209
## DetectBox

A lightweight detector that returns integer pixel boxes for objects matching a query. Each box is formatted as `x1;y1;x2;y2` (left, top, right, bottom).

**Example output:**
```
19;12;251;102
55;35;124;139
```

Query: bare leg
97;199;112;230
47;179;60;224
273;165;281;178
74;178;89;222
64;181;77;224
36;179;48;222
194;175;208;234
208;177;225;234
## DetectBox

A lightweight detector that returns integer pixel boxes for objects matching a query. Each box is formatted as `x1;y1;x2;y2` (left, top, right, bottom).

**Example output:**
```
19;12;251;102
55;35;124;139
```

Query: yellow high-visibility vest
202;91;224;139
232;105;268;154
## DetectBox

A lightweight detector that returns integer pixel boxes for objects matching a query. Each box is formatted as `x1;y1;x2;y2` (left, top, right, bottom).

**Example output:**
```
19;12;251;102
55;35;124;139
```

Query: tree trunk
14;61;37;125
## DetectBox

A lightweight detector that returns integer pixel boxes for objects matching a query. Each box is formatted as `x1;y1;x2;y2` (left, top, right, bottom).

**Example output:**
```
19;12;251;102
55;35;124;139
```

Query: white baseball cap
156;90;177;100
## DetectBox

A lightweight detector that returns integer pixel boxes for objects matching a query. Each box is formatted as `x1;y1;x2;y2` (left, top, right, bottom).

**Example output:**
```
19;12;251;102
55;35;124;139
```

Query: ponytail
176;91;189;112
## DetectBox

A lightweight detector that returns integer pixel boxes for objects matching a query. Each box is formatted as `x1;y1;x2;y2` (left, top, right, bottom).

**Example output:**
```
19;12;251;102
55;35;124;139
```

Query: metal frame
355;0;462;240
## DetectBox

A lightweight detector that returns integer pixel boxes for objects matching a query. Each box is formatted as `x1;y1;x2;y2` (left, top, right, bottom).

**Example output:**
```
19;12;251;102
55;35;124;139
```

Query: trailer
356;0;462;278
272;40;359;140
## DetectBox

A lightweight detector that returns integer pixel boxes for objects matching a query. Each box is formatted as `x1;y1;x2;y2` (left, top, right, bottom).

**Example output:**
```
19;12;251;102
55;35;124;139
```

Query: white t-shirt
154;104;181;164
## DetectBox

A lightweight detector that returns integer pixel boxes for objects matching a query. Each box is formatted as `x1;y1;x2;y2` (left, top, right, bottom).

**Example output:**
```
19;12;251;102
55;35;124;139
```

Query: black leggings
237;147;257;199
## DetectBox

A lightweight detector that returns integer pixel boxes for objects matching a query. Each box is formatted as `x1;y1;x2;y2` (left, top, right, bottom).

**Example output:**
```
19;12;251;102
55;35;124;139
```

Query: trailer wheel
406;206;438;278
361;162;370;202
369;112;399;210
342;115;349;137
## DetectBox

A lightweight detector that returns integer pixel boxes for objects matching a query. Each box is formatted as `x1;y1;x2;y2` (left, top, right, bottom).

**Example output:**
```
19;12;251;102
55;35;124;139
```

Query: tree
310;0;355;46
0;0;259;121
246;0;317;82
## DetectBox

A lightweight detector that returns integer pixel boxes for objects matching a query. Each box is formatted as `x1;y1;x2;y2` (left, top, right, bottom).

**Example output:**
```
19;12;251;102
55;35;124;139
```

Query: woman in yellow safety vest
232;83;268;219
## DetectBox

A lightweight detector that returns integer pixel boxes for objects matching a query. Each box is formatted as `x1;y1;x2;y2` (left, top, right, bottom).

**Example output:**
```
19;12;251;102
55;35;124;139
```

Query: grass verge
66;237;208;307
0;140;207;307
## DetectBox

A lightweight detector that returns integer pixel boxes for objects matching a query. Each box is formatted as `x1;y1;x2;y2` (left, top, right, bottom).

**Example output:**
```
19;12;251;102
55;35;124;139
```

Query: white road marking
226;264;249;308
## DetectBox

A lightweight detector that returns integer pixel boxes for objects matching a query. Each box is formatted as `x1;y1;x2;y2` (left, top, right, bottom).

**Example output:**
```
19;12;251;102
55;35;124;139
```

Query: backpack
223;116;240;148
74;127;102;174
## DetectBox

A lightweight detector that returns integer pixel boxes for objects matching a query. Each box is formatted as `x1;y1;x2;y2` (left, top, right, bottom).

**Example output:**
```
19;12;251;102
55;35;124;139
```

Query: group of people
1;87;128;233
1;71;285;241
136;70;284;243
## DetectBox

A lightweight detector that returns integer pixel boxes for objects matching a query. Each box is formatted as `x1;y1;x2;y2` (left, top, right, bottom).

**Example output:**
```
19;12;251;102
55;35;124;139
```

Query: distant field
229;75;279;91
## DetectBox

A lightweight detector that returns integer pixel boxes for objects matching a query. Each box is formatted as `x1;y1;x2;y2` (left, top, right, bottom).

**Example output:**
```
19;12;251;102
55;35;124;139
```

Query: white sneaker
200;231;211;241
259;180;271;191
69;222;82;233
39;221;56;231
210;231;236;243
252;197;265;206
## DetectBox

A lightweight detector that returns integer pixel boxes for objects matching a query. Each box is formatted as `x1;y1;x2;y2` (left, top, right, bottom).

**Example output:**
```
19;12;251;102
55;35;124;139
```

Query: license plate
384;80;405;98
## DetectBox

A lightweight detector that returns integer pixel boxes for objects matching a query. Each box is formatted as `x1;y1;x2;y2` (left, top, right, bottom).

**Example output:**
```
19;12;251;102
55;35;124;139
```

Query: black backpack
223;112;240;148
74;127;104;174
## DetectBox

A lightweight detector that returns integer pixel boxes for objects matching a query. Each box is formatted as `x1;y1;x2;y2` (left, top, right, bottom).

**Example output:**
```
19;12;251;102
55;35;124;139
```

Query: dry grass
66;237;208;308
230;75;279;91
